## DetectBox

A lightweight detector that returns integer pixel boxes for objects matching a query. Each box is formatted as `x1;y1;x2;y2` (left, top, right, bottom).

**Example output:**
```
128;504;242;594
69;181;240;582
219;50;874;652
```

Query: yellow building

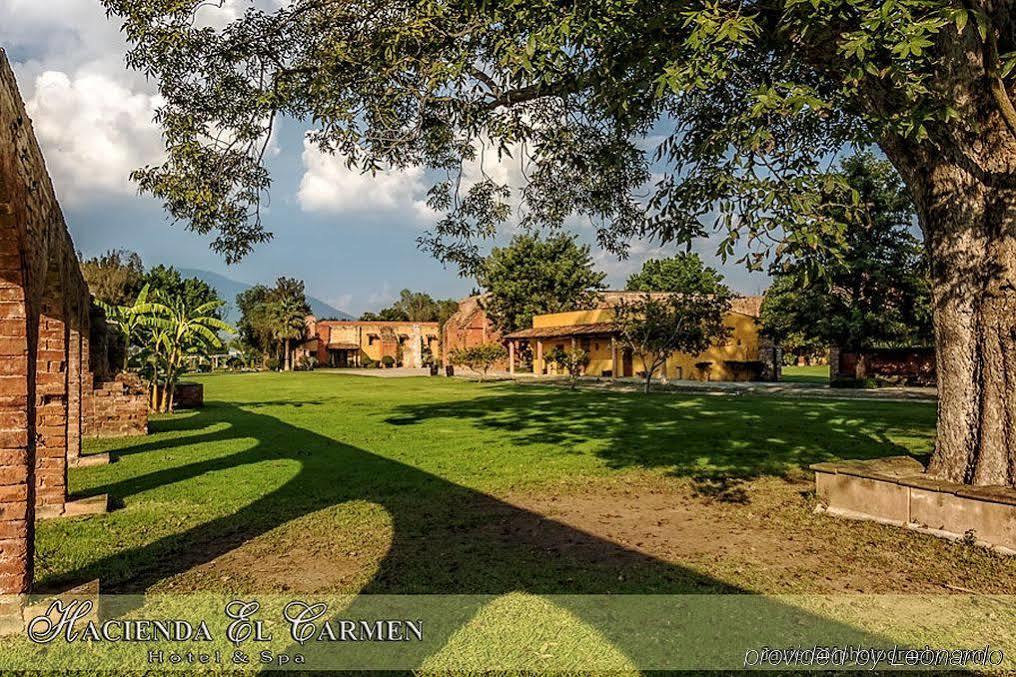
503;295;778;382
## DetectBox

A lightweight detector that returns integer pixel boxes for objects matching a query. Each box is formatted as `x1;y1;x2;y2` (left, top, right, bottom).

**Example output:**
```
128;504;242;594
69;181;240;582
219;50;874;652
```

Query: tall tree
477;234;607;333
79;249;145;306
270;294;308;371
103;1;1016;485
627;253;729;295
761;154;934;353
236;284;275;368
237;277;311;369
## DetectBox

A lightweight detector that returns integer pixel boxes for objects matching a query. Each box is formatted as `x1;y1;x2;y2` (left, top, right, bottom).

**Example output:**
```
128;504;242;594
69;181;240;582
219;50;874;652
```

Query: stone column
508;340;515;375
535;340;543;377
34;288;68;519
610;338;618;378
65;322;82;466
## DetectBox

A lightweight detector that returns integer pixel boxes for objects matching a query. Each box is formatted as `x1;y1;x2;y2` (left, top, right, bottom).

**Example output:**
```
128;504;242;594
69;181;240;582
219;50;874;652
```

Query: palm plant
151;294;234;412
96;284;170;371
269;296;307;371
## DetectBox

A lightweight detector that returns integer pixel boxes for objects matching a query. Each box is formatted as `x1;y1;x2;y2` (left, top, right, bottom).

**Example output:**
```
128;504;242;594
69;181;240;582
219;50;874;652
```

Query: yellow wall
321;322;441;365
533;308;614;328
529;308;763;382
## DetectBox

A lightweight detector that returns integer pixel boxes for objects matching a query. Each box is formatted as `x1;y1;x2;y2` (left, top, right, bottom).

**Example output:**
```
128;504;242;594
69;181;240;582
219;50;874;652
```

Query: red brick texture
0;50;94;591
83;373;148;438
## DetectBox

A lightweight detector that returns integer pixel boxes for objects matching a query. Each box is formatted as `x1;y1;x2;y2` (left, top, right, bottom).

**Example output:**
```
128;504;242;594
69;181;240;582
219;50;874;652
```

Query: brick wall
0;49;96;591
83;373;148;438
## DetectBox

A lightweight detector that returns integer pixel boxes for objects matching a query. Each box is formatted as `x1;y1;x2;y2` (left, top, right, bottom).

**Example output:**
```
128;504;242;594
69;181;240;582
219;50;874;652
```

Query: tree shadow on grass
48;394;896;669
386;386;935;500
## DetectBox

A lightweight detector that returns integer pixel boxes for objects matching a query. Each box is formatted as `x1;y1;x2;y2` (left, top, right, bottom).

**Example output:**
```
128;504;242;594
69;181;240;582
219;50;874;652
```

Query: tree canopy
100;0;1016;485
626;252;729;295
360;290;460;324
760;153;933;352
477;233;606;333
100;0;1015;267
236;277;311;368
80;249;145;306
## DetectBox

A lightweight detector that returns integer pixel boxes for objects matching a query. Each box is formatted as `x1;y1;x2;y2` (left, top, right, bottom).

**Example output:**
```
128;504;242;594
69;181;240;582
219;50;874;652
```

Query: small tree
548;346;589;390
614;294;731;394
449;344;508;382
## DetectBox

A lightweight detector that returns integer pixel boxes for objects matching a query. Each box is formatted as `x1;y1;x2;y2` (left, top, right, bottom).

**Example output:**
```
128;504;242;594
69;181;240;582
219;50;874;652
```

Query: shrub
548;346;589;389
449;343;508;381
381;355;396;368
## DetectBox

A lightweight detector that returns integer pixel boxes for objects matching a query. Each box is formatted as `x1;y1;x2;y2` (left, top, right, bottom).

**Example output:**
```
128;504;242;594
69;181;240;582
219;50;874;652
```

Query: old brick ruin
0;50;148;594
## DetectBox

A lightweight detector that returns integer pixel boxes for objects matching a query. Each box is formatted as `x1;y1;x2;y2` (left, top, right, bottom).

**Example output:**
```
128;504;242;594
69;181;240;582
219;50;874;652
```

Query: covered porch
503;323;633;378
325;342;364;367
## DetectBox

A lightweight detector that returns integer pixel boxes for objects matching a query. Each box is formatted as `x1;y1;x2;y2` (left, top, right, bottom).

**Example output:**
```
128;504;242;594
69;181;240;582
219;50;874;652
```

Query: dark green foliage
144;265;223;320
236;277;311;368
626;253;729;295
477;233;606;333
360;290;460;323
760;154;933;352
99;0;1013;271
79;249;145;306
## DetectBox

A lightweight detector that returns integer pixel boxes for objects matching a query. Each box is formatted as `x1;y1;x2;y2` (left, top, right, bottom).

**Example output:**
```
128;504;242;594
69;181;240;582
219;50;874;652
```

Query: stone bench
812;456;1016;553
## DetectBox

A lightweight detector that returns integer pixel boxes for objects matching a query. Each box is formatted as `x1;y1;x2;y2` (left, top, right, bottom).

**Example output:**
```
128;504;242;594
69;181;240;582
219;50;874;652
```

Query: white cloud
1;0;165;205
24;71;164;204
297;138;436;223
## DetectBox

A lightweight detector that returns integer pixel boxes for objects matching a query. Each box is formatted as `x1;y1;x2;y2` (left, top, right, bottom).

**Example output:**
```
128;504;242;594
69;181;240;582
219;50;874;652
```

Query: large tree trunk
890;145;1016;487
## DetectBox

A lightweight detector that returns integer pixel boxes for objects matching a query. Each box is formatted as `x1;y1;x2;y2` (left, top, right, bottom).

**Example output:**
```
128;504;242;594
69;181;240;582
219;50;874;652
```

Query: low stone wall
83;373;148;438
812;456;1016;553
174;382;204;409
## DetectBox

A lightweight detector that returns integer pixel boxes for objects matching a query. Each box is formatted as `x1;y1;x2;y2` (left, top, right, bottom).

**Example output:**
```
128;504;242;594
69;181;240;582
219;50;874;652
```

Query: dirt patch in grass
506;472;1016;596
156;502;393;594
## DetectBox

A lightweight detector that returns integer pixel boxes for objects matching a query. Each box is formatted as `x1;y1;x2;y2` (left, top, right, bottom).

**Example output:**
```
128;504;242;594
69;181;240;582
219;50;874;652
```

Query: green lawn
24;372;1016;670
781;364;830;383
41;371;994;595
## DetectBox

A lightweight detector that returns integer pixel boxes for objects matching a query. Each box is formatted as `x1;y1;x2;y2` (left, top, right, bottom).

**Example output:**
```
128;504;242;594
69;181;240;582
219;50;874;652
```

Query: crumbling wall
83;373;148;438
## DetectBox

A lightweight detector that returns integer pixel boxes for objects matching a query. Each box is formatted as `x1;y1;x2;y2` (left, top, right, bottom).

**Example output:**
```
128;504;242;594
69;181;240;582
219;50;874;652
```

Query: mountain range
178;268;353;325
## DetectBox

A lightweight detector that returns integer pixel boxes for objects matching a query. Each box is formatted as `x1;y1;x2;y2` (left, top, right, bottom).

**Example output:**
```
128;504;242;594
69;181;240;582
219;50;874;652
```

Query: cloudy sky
1;0;769;316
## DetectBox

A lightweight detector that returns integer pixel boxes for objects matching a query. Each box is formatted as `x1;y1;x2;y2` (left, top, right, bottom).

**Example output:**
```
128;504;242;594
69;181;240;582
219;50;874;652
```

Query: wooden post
611;337;618;379
536;340;543;376
509;340;515;375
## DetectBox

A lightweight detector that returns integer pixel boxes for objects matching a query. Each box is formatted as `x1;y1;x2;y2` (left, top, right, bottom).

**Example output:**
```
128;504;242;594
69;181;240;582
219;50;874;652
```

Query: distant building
300;317;440;368
441;295;507;370
443;292;778;381
504;294;778;382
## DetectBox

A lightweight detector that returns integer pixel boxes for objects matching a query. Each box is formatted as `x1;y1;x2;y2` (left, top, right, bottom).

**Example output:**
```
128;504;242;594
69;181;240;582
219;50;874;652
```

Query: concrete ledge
38;494;109;520
63;494;109;517
70;451;110;468
0;580;100;636
812;456;1016;553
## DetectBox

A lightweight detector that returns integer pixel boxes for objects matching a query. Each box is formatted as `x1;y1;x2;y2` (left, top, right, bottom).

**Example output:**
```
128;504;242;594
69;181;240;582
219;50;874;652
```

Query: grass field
40;372;1012;594
24;372;1016;669
781;364;830;383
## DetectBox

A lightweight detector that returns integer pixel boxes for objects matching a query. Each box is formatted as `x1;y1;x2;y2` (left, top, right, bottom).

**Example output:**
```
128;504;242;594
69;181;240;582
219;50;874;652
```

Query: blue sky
1;0;769;316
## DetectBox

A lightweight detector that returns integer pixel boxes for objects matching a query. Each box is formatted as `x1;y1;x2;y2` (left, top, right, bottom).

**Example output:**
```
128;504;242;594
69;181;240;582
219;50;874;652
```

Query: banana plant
96;283;171;372
153;294;235;413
